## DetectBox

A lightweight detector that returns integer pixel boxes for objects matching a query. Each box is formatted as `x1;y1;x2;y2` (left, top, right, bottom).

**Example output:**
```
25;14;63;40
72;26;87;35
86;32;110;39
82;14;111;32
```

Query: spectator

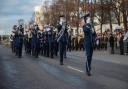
104;35;108;50
123;29;128;54
109;34;115;54
119;32;124;55
95;35;101;50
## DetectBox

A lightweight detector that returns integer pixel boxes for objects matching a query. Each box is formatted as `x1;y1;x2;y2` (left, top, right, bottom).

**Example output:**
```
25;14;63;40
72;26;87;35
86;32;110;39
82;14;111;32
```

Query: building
34;5;44;30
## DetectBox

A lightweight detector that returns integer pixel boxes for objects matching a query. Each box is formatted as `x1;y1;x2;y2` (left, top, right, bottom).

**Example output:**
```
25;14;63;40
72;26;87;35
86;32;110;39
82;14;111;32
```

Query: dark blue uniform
10;34;15;53
27;31;32;54
53;32;58;56
57;23;68;65
38;31;45;55
48;29;54;58
15;31;23;58
45;31;50;57
18;25;24;34
83;23;95;75
43;32;47;56
31;28;40;58
24;32;28;53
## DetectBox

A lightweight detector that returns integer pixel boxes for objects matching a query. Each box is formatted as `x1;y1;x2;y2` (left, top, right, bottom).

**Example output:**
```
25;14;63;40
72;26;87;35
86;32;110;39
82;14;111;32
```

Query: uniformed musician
81;14;96;76
57;15;68;65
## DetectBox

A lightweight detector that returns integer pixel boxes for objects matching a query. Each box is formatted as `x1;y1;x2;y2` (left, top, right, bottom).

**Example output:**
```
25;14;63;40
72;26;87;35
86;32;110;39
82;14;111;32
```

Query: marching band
10;16;69;65
9;14;96;76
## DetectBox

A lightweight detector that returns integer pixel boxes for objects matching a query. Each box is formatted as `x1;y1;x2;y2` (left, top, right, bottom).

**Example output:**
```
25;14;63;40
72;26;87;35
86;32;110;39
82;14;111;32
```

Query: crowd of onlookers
94;32;126;55
0;29;128;55
66;30;128;55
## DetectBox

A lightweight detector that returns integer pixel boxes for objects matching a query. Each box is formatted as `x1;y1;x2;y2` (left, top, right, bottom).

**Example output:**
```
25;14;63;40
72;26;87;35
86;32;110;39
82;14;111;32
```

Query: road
0;45;128;89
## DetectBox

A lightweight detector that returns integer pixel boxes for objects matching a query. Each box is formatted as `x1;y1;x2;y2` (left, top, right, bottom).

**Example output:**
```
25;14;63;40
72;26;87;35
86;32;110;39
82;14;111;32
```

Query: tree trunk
123;12;127;32
100;23;103;35
109;11;113;32
122;0;127;32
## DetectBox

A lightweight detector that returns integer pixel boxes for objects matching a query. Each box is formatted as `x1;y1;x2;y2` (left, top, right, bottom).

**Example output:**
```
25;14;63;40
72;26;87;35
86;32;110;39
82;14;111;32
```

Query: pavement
0;45;128;89
67;50;128;66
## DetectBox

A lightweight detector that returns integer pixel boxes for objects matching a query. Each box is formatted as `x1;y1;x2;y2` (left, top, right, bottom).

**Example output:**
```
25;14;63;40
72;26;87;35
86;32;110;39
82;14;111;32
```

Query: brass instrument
56;23;66;42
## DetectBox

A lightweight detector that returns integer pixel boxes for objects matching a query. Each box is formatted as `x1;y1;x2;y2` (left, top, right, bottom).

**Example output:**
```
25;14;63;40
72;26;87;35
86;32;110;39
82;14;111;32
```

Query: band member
63;24;68;58
38;29;45;55
109;34;115;54
45;25;50;57
12;25;18;54
14;26;24;58
81;14;96;76
24;30;29;53
18;25;24;34
31;24;40;58
28;27;32;54
57;15;68;65
10;25;17;53
43;30;47;56
53;29;58;56
47;26;54;58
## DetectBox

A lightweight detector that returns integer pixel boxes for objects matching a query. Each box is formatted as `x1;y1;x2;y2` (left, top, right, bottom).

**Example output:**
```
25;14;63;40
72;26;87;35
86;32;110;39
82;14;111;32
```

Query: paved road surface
0;45;128;89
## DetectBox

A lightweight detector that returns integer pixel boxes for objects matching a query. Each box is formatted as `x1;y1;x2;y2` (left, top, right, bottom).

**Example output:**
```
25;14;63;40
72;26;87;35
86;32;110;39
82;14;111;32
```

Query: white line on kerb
67;66;84;73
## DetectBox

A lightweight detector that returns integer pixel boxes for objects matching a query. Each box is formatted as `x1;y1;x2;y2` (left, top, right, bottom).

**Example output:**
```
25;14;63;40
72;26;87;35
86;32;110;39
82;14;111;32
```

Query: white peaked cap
86;17;91;23
46;27;51;32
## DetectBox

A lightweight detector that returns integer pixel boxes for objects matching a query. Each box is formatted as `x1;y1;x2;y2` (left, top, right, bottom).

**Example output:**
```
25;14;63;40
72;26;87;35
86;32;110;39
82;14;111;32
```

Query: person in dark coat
109;34;115;54
79;37;84;51
104;35;108;50
71;37;75;50
75;36;79;51
82;14;96;76
67;34;72;52
119;33;124;55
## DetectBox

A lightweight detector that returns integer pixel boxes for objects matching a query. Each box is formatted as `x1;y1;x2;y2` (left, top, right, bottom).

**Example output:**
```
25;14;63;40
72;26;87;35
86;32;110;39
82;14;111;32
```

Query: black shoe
60;62;64;65
64;56;67;59
86;72;92;76
35;56;39;58
18;56;22;58
51;56;54;58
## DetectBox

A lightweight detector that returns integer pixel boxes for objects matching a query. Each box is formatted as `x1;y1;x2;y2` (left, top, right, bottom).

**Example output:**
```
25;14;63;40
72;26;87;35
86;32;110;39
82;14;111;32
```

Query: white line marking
67;66;84;73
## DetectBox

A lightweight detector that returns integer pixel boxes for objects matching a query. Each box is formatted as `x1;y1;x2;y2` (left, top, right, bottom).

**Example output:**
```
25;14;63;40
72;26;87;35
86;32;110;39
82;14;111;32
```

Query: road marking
67;66;84;73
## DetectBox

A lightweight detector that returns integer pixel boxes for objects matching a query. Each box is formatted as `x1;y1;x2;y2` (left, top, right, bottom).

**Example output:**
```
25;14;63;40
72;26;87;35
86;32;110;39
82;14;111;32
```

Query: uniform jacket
57;24;68;44
83;23;93;48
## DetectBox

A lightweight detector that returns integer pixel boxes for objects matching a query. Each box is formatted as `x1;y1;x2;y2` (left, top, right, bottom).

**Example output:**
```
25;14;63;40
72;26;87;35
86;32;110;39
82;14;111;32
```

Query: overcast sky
0;0;46;35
